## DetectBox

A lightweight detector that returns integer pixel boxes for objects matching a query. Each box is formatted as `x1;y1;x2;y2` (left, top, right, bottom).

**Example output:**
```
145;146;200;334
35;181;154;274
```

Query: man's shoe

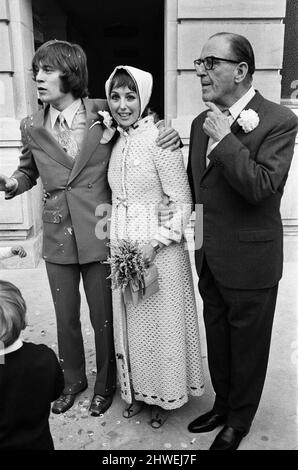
52;393;76;414
209;425;247;450
188;409;226;433
89;394;113;416
52;385;88;414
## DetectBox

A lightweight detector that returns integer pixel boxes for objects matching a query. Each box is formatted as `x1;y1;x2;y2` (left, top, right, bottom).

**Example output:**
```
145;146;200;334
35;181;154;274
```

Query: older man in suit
187;32;298;450
0;40;179;416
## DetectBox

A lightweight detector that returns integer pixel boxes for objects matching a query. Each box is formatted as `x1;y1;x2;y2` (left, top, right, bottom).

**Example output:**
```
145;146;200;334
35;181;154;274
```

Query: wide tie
56;113;79;159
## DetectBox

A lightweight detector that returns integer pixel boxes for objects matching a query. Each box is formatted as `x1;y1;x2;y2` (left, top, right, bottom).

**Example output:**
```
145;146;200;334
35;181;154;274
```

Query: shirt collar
50;98;82;128
228;87;256;121
0;337;23;356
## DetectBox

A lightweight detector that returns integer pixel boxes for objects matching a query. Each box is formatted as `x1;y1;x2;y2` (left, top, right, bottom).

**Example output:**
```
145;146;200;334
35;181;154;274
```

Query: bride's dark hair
109;69;137;94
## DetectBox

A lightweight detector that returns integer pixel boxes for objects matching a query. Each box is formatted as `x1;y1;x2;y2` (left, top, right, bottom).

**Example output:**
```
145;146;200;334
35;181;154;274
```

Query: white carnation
237;109;259;133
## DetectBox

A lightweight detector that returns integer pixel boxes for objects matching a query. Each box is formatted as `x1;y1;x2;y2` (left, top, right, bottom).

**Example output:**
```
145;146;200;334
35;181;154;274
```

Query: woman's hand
142;243;156;266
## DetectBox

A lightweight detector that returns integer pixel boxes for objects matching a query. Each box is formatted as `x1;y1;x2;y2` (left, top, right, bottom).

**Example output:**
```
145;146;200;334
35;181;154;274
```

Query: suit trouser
46;261;116;396
198;257;278;433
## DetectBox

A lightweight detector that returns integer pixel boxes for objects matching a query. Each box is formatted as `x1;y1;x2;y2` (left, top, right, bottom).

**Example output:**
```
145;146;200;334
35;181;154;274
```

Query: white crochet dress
108;116;204;409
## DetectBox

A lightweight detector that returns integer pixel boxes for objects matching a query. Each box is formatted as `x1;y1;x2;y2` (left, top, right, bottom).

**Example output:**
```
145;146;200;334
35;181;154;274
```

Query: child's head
0;281;27;348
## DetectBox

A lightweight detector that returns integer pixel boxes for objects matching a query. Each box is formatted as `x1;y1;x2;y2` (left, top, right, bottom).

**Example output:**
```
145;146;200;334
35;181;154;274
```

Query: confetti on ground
135;421;140;424
164;443;172;449
180;442;188;448
41;330;46;336
190;438;196;444
116;420;121;424
87;430;94;437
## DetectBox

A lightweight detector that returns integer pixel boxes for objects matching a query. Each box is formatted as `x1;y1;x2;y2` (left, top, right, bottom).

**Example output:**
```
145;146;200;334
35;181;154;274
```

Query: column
0;0;43;268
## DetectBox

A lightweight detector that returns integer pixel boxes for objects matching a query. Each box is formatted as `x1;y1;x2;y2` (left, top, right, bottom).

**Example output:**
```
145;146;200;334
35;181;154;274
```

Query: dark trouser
46;261;116;396
198;257;278;433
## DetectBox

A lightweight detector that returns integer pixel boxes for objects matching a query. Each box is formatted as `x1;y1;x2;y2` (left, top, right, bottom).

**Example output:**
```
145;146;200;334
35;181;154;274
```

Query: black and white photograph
0;0;297;455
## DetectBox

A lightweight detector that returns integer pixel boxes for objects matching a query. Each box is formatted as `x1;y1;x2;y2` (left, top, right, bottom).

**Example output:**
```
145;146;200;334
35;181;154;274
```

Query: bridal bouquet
105;240;159;305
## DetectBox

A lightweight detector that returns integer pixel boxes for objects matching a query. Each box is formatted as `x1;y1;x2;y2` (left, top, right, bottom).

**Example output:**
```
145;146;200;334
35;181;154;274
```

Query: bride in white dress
106;65;204;428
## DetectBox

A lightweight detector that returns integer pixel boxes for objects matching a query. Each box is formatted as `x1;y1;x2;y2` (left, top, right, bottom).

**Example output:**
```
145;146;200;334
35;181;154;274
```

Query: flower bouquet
105;240;159;306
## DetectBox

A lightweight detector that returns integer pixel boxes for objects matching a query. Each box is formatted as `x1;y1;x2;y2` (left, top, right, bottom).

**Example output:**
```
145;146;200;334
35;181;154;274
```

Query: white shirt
50;98;82;129
0;338;23;356
207;86;256;160
228;86;256;123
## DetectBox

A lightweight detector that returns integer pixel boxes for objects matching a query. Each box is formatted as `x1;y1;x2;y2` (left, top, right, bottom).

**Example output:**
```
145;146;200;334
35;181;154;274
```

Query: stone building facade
0;0;297;267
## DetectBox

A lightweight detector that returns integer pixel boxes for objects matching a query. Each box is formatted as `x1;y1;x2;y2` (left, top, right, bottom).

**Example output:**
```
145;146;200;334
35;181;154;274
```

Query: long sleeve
49;349;65;401
208;112;298;205
0;247;13;260
153;146;193;245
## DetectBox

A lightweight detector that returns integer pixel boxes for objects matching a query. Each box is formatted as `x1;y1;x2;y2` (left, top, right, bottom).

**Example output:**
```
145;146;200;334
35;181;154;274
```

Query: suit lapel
68;98;107;184
230;90;264;137
201;91;264;179
28;107;74;170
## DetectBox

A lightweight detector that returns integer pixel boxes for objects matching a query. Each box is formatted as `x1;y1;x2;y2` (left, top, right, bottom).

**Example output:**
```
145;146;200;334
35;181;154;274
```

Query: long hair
32;40;89;99
0;281;27;348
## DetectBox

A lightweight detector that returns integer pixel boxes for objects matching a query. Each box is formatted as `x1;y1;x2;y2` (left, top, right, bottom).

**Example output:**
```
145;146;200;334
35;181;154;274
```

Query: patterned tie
56;113;79;159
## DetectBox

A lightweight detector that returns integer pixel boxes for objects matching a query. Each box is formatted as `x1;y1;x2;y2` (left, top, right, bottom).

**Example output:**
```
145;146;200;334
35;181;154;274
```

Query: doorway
32;0;165;118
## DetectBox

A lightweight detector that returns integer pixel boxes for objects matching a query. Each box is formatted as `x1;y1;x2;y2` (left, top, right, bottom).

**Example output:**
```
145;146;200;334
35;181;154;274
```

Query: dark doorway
32;0;164;118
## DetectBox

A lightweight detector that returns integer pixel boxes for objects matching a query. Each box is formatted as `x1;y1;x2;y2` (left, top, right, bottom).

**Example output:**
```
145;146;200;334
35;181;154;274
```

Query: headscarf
105;65;153;121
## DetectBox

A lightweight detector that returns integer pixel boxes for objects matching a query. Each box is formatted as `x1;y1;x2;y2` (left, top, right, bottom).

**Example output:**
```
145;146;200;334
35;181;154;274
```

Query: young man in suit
187;32;298;450
0;40;179;416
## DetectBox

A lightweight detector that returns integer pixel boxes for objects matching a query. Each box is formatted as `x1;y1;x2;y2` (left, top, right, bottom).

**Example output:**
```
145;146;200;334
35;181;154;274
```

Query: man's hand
157;195;176;225
0;174;17;192
203;102;231;142
142;243;156;266
11;246;27;258
156;121;181;151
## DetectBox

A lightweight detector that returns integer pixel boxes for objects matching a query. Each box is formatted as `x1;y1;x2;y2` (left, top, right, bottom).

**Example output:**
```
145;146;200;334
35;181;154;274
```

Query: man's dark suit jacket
0;342;64;450
187;91;298;289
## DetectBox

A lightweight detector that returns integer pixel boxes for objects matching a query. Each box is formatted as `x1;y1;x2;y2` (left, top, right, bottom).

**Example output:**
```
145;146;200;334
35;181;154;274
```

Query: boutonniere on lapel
89;110;117;144
237;109;259;133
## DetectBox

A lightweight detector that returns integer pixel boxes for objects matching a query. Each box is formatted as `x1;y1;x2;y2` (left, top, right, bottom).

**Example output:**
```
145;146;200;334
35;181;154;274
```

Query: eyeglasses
194;56;240;71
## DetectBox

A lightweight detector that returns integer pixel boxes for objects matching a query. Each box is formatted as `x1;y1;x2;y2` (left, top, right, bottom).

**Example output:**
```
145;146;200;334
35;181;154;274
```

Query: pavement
0;238;297;451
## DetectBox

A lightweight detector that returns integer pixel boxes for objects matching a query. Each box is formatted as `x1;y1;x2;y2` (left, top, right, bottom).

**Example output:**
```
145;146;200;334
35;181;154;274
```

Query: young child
0;280;64;450
0;246;27;260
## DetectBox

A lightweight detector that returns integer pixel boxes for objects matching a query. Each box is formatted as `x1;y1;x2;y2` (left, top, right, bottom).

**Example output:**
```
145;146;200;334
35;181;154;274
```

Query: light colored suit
9;98;113;264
